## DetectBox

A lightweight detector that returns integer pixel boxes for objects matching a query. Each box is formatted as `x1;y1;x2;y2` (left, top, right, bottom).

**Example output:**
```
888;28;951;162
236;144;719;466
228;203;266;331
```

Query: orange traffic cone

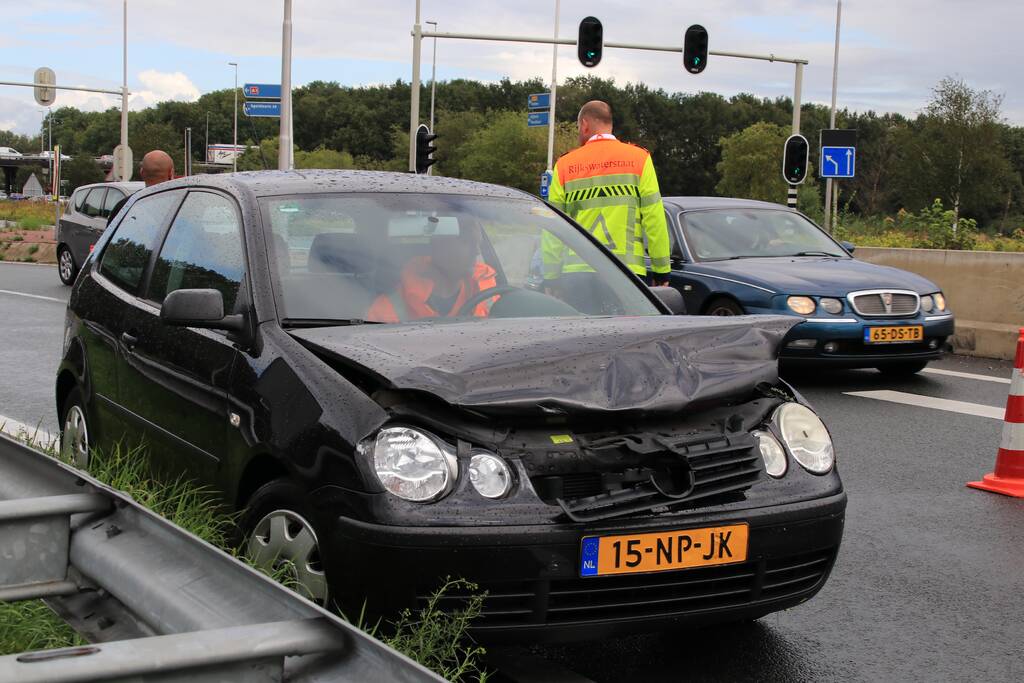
968;328;1024;497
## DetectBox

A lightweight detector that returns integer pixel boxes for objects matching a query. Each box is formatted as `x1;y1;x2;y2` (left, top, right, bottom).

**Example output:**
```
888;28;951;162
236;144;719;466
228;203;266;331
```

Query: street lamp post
229;62;238;172
119;0;129;181
279;0;294;171
426;20;437;175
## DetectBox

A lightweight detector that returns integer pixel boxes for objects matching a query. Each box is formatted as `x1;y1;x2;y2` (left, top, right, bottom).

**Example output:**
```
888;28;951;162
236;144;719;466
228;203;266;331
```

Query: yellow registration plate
579;524;749;577
864;325;924;344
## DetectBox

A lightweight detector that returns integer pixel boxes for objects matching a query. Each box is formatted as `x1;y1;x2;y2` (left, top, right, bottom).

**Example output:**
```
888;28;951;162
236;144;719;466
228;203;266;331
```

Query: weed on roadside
0;433;489;679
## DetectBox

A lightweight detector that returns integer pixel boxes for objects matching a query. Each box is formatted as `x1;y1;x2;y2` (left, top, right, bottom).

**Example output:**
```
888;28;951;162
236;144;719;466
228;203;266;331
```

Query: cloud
130;70;201;109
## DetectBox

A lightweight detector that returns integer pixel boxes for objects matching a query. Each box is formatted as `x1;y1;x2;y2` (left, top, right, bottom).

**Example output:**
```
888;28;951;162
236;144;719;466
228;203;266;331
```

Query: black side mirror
650;285;686;315
840;240;856;254
160;289;245;332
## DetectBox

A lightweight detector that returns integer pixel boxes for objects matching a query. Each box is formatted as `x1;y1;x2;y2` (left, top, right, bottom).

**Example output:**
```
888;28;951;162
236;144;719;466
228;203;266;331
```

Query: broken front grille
530;431;762;522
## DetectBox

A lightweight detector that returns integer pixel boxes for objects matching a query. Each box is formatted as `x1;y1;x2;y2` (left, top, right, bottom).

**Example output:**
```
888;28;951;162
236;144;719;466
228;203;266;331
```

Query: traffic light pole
410;24;808;180
409;0;424;173
545;0;560;173
788;61;804;209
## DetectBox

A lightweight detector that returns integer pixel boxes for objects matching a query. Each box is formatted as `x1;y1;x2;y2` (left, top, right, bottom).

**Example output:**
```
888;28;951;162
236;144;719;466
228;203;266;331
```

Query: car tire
877;361;928;376
59;386;91;469
240;478;330;607
57;245;78;286
705;297;744;316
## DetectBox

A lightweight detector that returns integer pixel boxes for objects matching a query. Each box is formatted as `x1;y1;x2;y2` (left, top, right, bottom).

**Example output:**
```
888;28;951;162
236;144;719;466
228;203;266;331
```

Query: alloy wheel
61;405;90;469
247;509;329;606
58;249;74;283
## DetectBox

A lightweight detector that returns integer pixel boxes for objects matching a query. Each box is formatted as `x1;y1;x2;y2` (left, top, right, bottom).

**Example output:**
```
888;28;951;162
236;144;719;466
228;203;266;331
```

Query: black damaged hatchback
56;170;845;643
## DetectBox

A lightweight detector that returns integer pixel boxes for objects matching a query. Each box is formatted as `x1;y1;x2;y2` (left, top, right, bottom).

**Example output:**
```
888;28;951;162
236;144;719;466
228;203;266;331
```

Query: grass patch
0;200;54;230
0;434;489;680
0;602;85;655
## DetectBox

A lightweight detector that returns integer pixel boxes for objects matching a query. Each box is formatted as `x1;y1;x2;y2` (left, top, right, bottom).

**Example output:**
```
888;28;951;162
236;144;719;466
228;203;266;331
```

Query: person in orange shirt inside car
367;221;497;323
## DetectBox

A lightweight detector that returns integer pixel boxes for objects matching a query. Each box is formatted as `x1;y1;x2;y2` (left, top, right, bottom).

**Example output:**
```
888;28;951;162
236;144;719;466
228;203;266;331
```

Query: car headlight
372;427;457;502
787;296;816;315
469;451;513;499
774;403;835;474
819;297;843;315
934;292;946;311
753;430;787;478
920;295;934;312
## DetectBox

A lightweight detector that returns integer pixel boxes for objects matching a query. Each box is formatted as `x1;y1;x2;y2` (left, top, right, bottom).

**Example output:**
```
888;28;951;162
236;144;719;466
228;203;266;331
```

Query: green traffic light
694;57;701;65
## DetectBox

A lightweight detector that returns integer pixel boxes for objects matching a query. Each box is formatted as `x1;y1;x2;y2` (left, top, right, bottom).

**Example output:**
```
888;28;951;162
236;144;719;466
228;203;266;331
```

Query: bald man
106;150;175;225
544;101;671;298
139;150;175;186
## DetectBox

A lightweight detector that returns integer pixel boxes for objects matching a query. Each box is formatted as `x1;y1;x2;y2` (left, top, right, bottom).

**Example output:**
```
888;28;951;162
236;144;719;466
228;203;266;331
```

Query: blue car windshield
683;209;846;261
260;193;660;325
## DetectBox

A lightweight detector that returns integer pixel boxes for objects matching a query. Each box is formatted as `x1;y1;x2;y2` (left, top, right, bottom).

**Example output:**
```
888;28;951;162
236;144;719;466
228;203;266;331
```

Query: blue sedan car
661;197;955;375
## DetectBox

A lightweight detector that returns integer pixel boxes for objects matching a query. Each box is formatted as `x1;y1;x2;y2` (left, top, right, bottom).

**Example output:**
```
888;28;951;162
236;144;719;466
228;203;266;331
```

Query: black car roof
153;169;536;201
663;196;791;212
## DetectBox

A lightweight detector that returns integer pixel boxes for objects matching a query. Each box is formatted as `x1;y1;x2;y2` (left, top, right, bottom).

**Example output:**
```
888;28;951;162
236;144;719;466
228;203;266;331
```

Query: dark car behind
56;180;144;285
661;197;954;375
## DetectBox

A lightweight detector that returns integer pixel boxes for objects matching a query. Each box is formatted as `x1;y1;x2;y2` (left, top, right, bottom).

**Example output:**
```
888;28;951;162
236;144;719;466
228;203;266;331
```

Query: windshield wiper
792;250;843;257
281;318;382;328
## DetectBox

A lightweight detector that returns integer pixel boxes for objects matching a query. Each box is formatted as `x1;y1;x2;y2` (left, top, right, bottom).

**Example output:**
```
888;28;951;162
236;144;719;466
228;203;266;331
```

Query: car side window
102;189;125;219
83;188;107;218
73;189;88;213
99;191;183;294
147;191;245;313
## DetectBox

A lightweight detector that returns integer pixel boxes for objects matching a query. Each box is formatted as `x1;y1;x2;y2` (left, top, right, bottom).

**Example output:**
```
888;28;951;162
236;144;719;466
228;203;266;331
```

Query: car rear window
102;189;125;218
99;191;183;294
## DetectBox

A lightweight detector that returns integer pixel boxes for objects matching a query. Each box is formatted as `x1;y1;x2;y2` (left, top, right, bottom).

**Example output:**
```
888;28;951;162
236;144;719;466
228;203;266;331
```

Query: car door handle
120;332;138;350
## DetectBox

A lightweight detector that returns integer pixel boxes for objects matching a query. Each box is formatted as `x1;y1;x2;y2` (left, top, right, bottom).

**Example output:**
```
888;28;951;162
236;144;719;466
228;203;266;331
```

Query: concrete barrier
855;247;1024;360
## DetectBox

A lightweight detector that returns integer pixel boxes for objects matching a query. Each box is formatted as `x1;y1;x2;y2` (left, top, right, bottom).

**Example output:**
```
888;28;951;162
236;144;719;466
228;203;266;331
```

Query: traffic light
683;24;708;74
415;124;437;175
782;134;810;185
578;17;603;68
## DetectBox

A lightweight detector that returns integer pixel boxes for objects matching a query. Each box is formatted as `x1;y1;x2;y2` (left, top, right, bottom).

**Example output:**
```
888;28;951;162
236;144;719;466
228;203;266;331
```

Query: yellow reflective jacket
544;135;670;278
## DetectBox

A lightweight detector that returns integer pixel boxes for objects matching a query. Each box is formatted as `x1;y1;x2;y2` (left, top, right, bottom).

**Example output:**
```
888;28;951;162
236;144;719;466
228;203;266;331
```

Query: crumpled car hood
290;315;800;415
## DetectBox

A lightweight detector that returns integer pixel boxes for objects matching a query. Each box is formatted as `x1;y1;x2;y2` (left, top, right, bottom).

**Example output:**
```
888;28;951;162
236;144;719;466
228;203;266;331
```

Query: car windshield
682;209;846;260
260;193;660;325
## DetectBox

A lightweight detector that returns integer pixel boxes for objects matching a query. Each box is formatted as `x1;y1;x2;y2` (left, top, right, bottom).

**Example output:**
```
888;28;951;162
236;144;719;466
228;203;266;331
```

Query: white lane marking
844;390;1005;421
0;289;65;304
922;368;1011;385
0;414;56;446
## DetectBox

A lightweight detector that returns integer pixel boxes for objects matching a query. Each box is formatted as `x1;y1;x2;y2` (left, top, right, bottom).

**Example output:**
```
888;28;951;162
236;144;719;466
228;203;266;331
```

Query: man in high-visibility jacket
544;101;671;302
367;224;496;323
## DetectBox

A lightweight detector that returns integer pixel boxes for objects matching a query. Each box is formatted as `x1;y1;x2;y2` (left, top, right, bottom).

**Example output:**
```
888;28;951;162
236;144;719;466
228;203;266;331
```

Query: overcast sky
2;0;1022;140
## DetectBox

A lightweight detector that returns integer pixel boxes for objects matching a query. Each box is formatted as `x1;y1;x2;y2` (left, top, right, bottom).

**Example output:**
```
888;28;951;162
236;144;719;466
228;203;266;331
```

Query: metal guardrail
0;433;444;682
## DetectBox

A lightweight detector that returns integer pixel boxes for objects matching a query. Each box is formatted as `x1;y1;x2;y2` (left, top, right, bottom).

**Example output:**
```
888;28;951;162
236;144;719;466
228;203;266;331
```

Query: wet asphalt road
0;262;66;434
1;261;1022;682
517;357;1023;682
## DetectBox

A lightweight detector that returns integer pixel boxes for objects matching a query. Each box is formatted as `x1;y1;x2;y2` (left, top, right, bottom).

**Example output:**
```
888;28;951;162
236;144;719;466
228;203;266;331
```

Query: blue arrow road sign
244;83;282;99
244;101;281;117
820;146;856;178
528;92;550;110
539;170;552;199
527;111;549;127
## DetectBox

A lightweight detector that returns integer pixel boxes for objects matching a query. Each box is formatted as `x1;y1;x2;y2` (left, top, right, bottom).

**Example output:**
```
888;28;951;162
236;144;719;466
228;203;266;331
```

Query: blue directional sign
528;92;550;110
244;83;282;99
527;111;550;127
243;101;281;117
539;170;552;199
820;146;855;178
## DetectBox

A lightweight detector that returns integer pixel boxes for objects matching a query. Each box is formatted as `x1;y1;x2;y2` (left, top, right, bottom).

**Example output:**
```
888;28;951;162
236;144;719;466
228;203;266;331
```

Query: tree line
2;75;1020;231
